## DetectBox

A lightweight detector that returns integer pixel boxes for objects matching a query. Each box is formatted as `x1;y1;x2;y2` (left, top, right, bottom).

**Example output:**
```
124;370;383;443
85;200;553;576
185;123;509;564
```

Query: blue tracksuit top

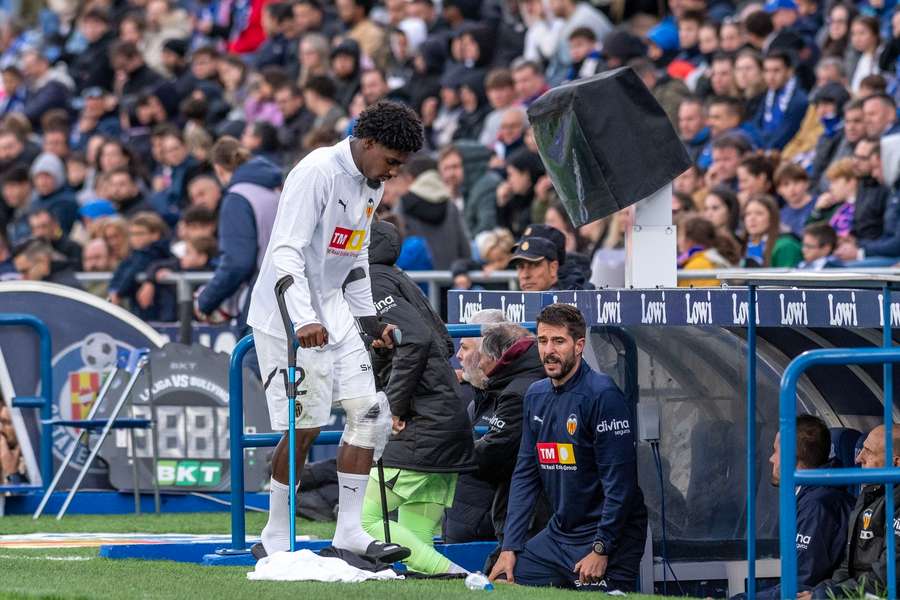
502;360;643;555
753;484;853;599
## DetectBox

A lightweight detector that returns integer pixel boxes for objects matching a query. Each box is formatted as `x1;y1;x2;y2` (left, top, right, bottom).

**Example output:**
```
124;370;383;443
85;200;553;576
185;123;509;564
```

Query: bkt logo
597;418;630;435
157;460;223;487
329;227;366;252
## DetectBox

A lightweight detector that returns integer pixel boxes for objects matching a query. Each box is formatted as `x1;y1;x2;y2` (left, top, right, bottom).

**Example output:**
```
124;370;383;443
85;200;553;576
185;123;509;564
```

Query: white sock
261;478;294;554
447;562;469;575
331;471;376;553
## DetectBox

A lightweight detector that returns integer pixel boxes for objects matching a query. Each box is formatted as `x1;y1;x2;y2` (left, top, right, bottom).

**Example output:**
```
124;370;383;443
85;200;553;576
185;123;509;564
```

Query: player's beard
544;350;577;381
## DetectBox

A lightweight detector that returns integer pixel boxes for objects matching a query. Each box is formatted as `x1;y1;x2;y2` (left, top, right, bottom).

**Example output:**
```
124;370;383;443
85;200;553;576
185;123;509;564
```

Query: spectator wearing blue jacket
21;47;73;130
0;66;27;118
29;152;78;237
698;95;759;170
196;137;280;328
108;211;172;321
149;126;205;226
678;97;709;163
733;415;854;599
753;49;809;150
489;304;647;593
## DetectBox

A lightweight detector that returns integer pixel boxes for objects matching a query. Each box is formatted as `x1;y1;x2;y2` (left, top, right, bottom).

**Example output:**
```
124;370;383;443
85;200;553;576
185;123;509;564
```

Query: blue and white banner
448;288;900;328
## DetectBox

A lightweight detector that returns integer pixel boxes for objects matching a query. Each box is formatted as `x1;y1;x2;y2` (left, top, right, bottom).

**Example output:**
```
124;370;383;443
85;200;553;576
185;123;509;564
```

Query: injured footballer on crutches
246;100;424;562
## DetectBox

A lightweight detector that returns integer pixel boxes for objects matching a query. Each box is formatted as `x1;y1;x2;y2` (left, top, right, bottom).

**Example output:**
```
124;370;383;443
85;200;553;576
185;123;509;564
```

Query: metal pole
176;276;193;345
227;335;254;552
147;358;161;515
883;283;896;600
746;284;757;598
779;355;801;599
129;426;141;515
38;320;53;491
428;281;439;313
288;363;296;552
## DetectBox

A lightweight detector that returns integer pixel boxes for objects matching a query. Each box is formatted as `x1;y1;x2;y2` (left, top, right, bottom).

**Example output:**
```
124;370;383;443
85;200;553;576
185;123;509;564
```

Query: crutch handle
274;276;297;398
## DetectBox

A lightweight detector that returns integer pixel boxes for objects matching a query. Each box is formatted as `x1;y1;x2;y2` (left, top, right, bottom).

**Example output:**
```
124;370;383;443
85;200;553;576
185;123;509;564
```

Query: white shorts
253;328;376;431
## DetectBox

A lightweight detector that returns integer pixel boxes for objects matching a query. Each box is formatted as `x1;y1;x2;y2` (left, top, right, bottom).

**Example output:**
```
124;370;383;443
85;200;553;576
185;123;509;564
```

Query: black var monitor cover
526;67;691;226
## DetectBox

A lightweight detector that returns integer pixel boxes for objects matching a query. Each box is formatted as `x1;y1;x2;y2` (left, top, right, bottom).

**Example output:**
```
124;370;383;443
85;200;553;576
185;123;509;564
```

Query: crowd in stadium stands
1;0;900;320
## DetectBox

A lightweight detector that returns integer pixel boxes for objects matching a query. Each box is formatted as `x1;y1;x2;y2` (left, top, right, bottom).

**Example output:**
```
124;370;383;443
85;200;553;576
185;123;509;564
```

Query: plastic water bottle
464;572;494;591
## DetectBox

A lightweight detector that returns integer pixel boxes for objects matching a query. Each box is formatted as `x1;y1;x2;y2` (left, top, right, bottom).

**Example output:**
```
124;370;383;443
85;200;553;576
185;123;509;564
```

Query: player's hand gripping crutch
274;275;300;552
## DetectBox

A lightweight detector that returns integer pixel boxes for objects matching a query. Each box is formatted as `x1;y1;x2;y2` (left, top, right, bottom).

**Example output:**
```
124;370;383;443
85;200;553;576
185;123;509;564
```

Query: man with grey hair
456;308;506;390
445;309;507;543
472;321;548;570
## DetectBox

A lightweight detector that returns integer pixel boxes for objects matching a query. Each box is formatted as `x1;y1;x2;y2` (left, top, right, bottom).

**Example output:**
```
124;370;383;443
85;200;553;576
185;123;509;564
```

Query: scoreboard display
97;343;272;492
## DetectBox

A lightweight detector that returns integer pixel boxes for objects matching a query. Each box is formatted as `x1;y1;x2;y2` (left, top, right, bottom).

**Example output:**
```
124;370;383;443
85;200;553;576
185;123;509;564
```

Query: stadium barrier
71;268;900;344
219;323;535;555
778;314;899;600
0;313;52;494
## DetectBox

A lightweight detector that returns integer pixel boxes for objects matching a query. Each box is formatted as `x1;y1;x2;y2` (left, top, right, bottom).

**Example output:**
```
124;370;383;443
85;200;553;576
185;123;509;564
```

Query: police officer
488;304;647;592
509;237;560;292
803;425;900;600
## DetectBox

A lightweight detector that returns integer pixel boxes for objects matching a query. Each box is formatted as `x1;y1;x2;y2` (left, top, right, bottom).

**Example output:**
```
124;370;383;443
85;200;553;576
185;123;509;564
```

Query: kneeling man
489;304;647;592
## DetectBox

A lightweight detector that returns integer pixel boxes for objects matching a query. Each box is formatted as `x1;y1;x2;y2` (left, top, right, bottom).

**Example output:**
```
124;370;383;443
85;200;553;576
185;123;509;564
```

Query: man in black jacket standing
802;425;900;599
360;220;475;575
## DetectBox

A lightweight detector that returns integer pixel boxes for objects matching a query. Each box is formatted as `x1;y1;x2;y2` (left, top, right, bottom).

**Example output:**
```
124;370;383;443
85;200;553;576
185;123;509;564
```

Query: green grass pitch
0;513;676;599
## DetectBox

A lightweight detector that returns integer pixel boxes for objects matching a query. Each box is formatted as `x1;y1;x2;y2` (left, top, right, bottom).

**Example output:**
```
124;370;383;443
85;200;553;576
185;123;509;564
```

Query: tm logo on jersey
329;227;365;256
537;443;577;470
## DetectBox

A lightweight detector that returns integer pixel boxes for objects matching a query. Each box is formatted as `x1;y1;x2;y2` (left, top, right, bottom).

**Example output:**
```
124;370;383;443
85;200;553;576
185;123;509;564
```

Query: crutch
376;459;391;544
274;275;299;552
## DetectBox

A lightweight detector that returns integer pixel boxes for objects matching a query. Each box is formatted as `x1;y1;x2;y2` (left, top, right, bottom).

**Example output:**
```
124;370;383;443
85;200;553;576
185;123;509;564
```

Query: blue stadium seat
829;428;863;468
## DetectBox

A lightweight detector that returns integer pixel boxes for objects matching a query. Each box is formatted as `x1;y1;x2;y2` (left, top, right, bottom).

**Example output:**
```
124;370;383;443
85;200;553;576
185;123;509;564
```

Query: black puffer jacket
473;337;550;539
369;220;475;474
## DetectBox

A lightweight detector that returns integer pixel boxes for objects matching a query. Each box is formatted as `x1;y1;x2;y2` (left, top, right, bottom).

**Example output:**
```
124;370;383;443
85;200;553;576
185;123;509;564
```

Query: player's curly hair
353;100;424;154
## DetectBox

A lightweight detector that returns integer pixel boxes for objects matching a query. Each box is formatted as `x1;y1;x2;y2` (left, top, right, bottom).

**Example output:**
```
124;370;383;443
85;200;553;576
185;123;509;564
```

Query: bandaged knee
341;391;392;458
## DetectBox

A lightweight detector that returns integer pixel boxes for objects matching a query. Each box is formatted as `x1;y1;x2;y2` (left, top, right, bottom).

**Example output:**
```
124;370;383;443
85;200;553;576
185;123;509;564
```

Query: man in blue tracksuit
489;304;647;592
733;414;853;599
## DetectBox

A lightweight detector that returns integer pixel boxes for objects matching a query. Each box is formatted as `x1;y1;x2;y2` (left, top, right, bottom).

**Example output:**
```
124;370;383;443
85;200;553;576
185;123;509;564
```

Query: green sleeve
771;235;803;267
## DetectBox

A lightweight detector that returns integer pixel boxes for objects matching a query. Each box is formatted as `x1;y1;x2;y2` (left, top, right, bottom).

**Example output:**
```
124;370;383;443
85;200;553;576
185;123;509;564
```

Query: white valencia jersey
247;137;381;343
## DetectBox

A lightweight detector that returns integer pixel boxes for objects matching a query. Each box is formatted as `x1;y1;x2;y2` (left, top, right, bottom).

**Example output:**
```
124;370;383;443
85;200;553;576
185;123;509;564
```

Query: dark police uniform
501;359;647;591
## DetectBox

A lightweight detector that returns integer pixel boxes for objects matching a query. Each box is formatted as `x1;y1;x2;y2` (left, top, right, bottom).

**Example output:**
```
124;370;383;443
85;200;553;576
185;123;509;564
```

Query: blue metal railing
222;322;538;554
746;285;758;598
779;347;900;598
775;282;896;598
0;314;53;491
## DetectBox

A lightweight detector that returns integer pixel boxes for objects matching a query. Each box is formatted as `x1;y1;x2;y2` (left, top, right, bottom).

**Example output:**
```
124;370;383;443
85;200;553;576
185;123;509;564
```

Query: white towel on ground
246;550;403;583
